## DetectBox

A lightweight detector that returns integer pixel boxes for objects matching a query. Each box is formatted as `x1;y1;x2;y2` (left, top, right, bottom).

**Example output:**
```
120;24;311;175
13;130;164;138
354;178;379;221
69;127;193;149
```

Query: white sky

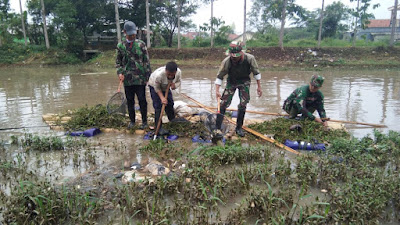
10;0;394;34
192;0;394;33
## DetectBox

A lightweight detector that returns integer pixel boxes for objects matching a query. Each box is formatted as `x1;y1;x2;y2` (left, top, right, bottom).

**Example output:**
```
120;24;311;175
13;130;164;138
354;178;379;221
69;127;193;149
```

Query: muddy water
0;66;399;185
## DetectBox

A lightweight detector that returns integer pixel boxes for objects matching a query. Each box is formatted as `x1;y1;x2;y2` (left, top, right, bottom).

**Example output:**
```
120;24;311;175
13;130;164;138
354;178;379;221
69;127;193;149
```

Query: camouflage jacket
283;85;326;120
116;39;151;86
216;53;260;85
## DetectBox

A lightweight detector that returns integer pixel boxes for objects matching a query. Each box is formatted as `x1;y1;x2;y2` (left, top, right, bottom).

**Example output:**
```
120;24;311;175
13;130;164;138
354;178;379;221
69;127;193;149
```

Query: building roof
367;19;391;28
181;32;198;40
228;34;239;40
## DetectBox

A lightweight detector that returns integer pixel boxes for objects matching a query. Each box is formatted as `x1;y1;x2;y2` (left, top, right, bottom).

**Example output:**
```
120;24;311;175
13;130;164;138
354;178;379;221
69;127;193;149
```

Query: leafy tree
349;0;380;46
248;0;306;42
297;2;349;40
0;0;13;46
201;17;233;45
156;0;198;47
321;2;350;39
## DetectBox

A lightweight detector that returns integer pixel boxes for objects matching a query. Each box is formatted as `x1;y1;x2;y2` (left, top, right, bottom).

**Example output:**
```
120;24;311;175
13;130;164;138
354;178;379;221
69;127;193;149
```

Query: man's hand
118;74;124;81
170;82;176;90
257;86;262;97
215;84;221;99
315;118;328;127
161;97;168;105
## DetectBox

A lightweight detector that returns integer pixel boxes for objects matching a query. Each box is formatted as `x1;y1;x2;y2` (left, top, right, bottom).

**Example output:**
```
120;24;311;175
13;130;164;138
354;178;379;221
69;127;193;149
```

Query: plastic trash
231;111;238;118
68;128;101;137
167;135;179;141
83;128;101;137
143;132;153;140
192;134;226;144
284;139;325;151
192;135;211;143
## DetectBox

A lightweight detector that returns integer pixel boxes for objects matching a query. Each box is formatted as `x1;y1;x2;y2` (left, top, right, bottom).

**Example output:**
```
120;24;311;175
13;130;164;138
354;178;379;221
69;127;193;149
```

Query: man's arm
116;44;125;81
215;57;230;99
316;94;328;126
171;69;182;90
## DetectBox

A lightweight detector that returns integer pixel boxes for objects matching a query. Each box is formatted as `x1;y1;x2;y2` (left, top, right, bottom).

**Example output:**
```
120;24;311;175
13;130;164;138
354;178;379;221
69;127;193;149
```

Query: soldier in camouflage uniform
215;41;262;137
116;21;152;129
282;75;328;126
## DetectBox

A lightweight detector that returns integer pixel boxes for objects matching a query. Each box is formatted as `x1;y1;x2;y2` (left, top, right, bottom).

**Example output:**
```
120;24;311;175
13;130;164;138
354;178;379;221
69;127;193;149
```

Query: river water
0;65;399;185
1;66;399;138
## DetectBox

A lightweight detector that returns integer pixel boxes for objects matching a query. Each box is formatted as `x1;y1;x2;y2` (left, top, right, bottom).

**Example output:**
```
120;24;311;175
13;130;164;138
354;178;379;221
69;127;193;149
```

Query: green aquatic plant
248;118;350;143
164;120;208;138
1;180;105;224
198;143;268;165
60;104;128;130
13;133;88;151
20;133;64;151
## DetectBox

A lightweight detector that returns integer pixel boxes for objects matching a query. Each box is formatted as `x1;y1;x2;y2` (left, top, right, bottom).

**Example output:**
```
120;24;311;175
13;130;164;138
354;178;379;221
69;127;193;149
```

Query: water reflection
0;66;399;139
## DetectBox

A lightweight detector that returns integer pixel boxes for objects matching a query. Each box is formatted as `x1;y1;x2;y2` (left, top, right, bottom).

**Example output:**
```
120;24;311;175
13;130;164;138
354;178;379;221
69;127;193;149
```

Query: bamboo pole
187;105;386;128
181;94;300;155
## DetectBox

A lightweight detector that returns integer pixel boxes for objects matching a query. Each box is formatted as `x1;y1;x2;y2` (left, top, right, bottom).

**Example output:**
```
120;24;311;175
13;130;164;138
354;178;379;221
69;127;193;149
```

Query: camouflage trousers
220;81;250;111
283;101;317;119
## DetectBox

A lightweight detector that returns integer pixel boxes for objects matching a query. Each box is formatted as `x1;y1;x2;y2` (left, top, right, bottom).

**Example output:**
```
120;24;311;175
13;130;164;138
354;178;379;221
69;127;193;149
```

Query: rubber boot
216;108;226;130
236;109;246;137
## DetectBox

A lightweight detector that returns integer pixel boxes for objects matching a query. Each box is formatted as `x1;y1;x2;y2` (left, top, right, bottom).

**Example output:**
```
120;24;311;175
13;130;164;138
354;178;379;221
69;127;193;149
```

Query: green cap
310;75;324;87
226;41;245;57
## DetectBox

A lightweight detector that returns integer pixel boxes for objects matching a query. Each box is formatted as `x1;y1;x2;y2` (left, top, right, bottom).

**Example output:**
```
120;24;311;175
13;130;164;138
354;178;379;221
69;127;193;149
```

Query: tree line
0;0;398;57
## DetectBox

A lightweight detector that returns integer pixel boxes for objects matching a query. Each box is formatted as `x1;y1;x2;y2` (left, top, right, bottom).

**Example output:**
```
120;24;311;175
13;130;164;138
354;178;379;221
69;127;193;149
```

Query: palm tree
40;0;50;49
114;0;121;43
390;0;399;47
317;0;325;48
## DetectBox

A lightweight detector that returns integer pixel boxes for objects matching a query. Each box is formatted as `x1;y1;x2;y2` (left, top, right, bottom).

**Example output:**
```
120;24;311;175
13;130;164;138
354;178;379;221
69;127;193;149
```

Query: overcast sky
191;0;393;33
10;0;394;34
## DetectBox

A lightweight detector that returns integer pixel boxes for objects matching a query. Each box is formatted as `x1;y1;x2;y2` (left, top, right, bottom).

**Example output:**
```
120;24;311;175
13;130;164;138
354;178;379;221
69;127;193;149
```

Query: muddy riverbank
4;46;400;70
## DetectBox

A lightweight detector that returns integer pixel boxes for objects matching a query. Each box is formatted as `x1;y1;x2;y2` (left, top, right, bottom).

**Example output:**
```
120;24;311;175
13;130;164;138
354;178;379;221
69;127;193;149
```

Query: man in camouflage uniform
282;75;328;127
116;21;152;129
215;41;262;137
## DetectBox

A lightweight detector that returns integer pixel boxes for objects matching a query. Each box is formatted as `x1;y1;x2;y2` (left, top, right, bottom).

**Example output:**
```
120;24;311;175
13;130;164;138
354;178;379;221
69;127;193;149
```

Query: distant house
228;33;240;41
181;32;240;41
357;19;400;41
231;32;255;42
181;32;199;40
